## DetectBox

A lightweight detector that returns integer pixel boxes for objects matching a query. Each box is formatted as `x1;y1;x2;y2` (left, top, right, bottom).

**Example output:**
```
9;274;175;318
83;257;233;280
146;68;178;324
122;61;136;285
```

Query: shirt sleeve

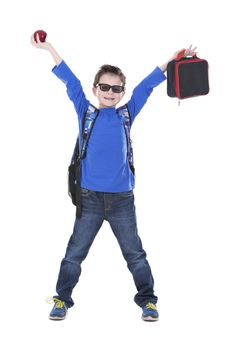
127;67;166;123
52;60;89;122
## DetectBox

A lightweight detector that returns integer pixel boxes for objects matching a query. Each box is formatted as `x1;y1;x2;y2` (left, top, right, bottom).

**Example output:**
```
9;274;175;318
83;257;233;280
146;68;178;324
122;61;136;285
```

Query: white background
0;0;232;349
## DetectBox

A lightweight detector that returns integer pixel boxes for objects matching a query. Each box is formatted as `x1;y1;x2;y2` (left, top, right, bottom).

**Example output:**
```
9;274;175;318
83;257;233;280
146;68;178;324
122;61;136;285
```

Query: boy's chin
100;101;117;108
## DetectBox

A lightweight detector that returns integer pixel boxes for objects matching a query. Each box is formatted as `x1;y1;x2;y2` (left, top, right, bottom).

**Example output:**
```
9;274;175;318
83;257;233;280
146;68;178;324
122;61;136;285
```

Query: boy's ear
92;86;97;96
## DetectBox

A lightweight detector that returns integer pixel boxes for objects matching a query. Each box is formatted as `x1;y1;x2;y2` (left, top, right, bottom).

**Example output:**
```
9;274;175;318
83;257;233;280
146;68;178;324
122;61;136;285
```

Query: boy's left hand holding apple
31;32;62;66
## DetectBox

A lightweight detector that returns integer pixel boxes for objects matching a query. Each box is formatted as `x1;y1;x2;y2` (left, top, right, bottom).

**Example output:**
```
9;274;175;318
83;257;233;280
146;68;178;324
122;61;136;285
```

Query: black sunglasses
96;83;124;93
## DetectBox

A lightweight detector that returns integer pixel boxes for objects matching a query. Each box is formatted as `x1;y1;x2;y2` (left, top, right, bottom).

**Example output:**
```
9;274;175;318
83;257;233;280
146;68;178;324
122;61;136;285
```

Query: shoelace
46;297;65;309
146;302;157;310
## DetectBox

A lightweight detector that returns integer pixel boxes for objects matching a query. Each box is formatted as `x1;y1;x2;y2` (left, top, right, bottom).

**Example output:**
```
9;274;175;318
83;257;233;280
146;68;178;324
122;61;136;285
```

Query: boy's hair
93;64;126;87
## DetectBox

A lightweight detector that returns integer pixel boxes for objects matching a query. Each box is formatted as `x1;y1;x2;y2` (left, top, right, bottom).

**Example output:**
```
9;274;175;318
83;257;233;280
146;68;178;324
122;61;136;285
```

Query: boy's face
93;73;125;109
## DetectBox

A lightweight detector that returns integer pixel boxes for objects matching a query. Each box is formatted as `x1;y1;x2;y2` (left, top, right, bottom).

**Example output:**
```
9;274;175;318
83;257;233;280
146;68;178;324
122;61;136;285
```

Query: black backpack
68;103;135;218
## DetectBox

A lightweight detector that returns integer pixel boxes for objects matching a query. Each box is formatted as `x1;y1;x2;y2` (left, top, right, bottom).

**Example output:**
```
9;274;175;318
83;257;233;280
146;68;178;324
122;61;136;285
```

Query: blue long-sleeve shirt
52;61;166;192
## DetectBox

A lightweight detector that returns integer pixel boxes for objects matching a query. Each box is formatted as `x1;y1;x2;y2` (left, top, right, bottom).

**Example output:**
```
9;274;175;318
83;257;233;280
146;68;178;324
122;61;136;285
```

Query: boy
31;34;196;321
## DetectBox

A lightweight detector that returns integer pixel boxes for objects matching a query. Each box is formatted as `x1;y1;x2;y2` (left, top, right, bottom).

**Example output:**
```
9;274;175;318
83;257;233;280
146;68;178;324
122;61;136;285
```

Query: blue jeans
55;189;157;308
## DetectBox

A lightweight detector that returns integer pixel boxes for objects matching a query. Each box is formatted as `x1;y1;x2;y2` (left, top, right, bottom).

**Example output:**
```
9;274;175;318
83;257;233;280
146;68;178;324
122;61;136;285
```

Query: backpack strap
69;104;99;218
117;104;135;175
80;104;99;159
70;104;99;165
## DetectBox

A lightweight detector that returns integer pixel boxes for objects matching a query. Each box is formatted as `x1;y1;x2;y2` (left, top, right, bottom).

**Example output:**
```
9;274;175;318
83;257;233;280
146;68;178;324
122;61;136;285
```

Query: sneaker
142;302;159;321
47;297;68;320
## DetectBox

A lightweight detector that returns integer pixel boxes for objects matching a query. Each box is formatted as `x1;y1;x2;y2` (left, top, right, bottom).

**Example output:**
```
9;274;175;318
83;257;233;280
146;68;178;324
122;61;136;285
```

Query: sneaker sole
49;315;67;321
142;315;159;322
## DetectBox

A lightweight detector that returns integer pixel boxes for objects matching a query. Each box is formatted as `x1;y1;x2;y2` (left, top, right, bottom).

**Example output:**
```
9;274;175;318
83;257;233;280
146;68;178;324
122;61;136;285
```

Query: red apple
34;30;47;43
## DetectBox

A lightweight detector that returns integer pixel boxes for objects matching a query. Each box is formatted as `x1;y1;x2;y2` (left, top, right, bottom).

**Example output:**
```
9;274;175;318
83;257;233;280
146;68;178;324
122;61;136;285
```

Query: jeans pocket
119;190;134;198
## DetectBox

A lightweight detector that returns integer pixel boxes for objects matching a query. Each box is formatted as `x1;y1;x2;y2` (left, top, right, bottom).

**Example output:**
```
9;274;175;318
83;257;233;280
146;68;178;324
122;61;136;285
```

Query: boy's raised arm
31;33;62;66
31;32;90;121
127;45;198;121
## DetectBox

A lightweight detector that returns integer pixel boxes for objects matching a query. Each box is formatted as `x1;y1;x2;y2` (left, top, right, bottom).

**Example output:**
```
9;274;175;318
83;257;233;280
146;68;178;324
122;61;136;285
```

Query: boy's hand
31;33;51;50
30;33;62;65
160;45;198;72
171;45;198;61
184;45;198;57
